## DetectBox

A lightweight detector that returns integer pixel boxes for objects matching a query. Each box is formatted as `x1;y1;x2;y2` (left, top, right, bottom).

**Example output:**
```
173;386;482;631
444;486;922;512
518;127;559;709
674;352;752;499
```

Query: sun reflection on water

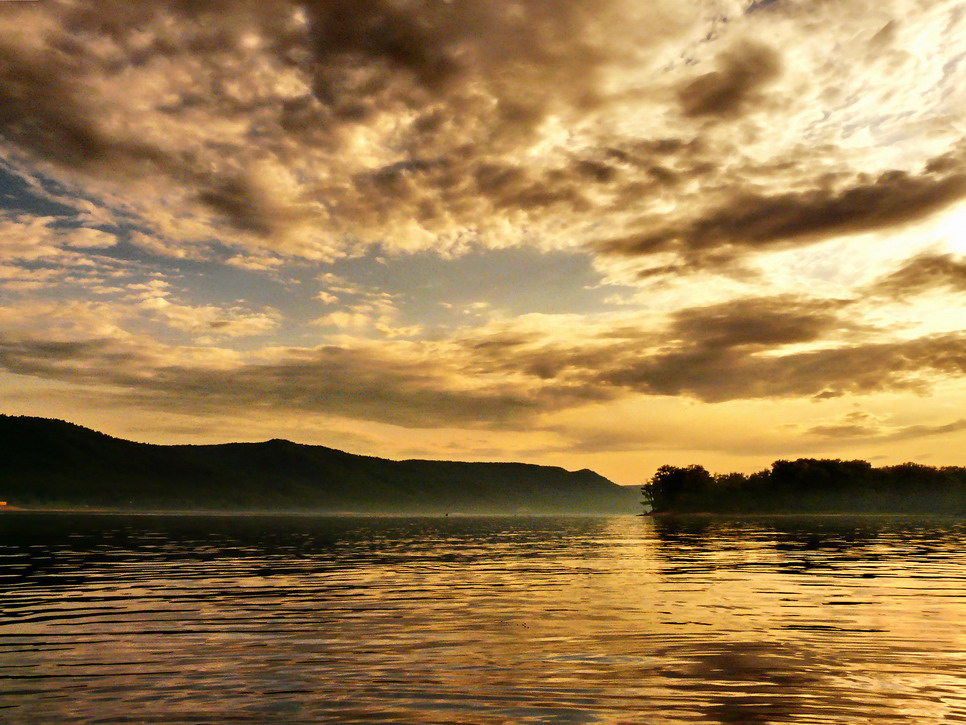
1;513;965;723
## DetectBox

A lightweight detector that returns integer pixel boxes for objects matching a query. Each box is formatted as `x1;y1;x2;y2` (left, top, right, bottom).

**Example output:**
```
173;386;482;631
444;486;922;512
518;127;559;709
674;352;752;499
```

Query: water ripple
1;513;966;723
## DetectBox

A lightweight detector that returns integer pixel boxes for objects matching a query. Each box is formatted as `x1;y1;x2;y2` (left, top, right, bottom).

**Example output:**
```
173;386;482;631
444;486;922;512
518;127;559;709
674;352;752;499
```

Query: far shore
3;505;961;518
639;510;965;517
0;506;637;517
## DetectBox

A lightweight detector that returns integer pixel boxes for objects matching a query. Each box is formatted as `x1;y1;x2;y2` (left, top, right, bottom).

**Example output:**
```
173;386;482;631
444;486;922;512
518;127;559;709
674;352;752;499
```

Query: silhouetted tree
710;472;749;511
641;457;966;514
642;464;713;513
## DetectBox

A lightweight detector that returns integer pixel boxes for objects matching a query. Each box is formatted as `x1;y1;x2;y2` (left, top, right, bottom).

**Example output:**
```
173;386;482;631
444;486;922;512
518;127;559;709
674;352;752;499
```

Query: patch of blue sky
0;163;79;218
0;158;633;347
317;245;635;327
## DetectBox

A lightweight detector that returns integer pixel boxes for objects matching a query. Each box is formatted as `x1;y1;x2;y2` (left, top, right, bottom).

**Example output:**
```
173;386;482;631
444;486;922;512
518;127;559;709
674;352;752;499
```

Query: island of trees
642;459;966;514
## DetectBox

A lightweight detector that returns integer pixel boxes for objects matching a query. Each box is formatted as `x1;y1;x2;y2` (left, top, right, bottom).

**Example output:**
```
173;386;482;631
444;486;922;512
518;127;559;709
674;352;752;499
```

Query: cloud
806;411;886;438
128;231;204;261
604;332;966;402
677;40;782;119
0;0;959;272
0;0;684;258
0;34;163;175
806;410;966;443
885;417;966;441
666;295;855;348
0;333;613;429
4;291;966;431
595;323;966;404
597;151;966;264
312;281;423;338
0;216;65;262
0;300;130;342
2;0;966;482
60;227;116;249
458;296;966;405
138;296;282;341
0;214;117;262
0;264;60;292
870;252;966;298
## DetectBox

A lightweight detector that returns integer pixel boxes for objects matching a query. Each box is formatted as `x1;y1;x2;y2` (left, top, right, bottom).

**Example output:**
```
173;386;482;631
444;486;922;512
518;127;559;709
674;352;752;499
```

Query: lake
2;513;965;723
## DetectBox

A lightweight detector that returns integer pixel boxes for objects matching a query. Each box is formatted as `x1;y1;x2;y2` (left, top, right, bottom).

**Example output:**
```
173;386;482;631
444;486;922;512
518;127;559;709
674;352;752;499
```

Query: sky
1;0;965;484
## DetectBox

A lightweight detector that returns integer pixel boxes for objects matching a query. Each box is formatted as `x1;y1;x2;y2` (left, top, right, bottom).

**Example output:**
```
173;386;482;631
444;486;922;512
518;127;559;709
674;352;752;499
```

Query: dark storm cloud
599;150;966;262
598;331;966;402
667;295;852;348
0;44;165;175
0;0;960;269
197;175;314;238
0;0;625;244
299;0;609;116
0;0;291;176
677;40;783;119
347;156;597;228
461;295;850;383
870;253;966;298
463;295;966;405
589;296;893;401
304;0;464;98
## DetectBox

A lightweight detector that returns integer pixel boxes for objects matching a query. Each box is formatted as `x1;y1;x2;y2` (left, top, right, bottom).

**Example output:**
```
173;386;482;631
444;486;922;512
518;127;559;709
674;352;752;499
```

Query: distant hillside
0;415;637;514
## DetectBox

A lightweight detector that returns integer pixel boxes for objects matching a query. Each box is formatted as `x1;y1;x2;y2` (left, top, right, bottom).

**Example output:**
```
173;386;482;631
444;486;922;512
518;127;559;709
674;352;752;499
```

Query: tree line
641;459;966;514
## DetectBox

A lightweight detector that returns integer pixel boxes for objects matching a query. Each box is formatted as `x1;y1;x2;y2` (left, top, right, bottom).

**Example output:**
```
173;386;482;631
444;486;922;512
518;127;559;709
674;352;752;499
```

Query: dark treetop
642;460;966;514
0;415;637;514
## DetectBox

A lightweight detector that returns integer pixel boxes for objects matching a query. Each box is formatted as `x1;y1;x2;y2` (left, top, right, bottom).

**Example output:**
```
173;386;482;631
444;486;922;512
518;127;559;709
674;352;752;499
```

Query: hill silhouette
0;415;636;513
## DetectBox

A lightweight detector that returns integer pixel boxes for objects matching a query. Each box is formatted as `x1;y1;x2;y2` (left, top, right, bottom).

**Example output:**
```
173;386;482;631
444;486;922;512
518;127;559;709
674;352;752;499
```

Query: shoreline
640;510;966;517
3;506;962;518
0;507;637;517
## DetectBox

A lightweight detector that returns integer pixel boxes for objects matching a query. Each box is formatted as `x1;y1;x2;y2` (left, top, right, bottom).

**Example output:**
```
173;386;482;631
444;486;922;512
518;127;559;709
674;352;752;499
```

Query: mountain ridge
0;415;636;514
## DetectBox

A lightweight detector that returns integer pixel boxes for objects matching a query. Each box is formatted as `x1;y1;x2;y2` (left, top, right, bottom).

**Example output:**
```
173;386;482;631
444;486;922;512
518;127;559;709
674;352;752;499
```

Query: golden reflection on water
1;513;965;723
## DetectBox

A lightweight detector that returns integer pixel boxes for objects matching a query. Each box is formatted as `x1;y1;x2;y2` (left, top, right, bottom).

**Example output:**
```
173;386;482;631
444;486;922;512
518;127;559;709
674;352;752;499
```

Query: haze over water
2;513;965;723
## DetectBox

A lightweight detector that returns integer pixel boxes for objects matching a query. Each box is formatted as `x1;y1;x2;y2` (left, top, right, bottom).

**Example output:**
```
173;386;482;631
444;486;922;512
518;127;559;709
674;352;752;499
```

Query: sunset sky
1;0;965;483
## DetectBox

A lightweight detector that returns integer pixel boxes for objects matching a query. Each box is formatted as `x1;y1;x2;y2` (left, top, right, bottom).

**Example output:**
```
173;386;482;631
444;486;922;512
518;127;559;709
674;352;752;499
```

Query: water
2;513;966;723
